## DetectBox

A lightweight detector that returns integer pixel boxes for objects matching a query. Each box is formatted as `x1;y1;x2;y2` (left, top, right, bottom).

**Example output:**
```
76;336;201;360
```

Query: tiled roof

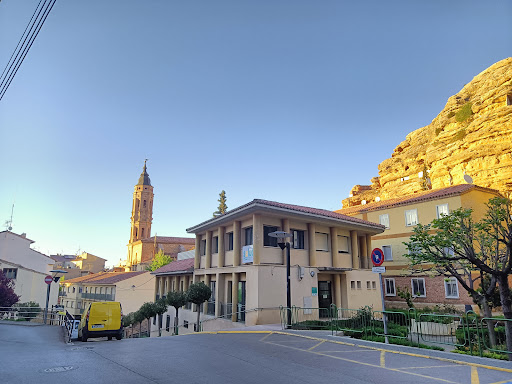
141;236;195;244
336;184;500;215
50;254;77;263
64;271;147;285
187;199;385;232
151;258;194;275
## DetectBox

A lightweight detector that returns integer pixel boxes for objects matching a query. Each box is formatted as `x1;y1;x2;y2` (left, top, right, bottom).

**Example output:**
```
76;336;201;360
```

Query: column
176;275;181;292
154;276;159;301
231;272;239;322
233;221;241;267
218;226;225;268
166;276;171;294
308;223;316;266
334;274;342;308
330;227;338;268
205;230;212;269
252;214;262;265
350;230;359;269
366;235;372;268
203;274;211;315
215;273;222;317
194;235;200;269
360;235;368;269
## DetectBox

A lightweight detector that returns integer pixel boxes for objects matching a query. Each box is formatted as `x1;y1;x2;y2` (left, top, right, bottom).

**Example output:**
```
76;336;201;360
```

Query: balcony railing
80;293;115;301
59;291;67;297
207;301;215;316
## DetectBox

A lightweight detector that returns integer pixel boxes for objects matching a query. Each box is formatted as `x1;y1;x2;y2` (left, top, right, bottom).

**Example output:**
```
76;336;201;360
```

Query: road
0;323;511;384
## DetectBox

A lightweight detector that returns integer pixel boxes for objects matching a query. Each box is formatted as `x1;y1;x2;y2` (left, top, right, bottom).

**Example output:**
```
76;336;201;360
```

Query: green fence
280;306;512;360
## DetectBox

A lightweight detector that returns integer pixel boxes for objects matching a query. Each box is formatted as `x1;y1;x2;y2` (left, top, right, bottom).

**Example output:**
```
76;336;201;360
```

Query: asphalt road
1;323;511;384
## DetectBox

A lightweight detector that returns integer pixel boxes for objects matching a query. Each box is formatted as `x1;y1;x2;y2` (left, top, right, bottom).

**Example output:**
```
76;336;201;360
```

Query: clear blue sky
1;1;510;267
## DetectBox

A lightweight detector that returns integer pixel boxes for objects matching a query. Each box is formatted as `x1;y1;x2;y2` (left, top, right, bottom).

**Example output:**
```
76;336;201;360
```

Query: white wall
0;232;55;274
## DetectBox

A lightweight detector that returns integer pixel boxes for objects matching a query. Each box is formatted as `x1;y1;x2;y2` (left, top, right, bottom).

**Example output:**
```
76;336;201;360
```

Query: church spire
137;159;151;186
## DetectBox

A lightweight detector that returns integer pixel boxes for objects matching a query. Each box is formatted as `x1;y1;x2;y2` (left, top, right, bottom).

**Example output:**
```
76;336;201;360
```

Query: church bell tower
130;160;154;243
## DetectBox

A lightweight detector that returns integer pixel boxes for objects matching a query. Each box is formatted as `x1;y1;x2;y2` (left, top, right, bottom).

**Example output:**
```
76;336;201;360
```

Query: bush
452;349;509;361
13;302;41;321
455;103;473;122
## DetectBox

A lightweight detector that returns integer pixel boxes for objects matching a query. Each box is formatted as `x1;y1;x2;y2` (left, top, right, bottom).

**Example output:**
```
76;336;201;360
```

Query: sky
0;0;511;267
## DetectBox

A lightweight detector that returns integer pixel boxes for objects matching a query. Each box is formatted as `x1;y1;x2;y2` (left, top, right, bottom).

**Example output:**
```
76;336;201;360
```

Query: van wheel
108;336;112;340
116;332;122;340
81;331;88;342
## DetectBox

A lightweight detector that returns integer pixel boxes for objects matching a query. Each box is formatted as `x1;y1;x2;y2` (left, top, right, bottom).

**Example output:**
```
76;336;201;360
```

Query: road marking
397;365;458;370
380;350;385;367
471;366;480;384
489;380;512;384
259;333;273;342
308;340;325;351
263;340;458;383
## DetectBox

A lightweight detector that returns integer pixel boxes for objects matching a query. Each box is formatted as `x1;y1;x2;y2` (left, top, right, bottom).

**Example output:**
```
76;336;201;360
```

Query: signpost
43;270;67;325
371;248;389;344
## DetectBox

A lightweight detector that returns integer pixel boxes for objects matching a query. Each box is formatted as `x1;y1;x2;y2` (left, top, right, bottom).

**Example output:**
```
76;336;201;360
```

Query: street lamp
43;269;67;324
268;231;292;328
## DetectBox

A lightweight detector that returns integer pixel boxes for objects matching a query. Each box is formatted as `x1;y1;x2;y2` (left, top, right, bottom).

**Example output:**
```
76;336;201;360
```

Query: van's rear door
89;303;109;331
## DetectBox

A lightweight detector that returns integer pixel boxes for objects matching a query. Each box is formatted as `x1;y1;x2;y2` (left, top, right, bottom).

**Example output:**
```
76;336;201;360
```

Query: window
384;278;396;296
212;236;219;253
226;232;234;251
315;232;329;251
291;229;305;249
382;245;392;261
78;287;83;293
77;301;82;309
71;302;74;308
350;281;356;289
405;209;418;226
72;287;76;293
337;236;350;253
372;281;376;290
356;281;362;290
366;281;371;290
2;268;17;279
244;227;253;246
437;204;449;218
263;226;279;247
141;228;145;238
379;214;390;229
507;94;512;106
143;200;147;208
411;278;426;297
200;239;206;256
444;278;459;298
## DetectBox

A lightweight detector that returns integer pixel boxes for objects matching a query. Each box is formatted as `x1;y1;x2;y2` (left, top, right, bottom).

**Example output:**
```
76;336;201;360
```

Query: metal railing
80;293;115;301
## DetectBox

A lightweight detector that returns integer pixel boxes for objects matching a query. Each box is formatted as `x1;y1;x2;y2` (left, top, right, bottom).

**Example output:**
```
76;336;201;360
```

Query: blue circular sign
371;248;384;267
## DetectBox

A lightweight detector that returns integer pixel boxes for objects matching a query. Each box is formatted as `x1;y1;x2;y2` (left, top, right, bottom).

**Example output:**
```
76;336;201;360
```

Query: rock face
343;58;512;208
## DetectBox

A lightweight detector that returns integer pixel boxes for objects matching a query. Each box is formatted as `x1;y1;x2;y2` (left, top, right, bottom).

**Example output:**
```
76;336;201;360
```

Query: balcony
58;291;67;297
80;293;115;301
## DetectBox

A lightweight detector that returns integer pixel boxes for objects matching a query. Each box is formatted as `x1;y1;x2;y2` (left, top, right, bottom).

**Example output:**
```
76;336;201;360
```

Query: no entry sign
371;248;384;267
44;275;53;285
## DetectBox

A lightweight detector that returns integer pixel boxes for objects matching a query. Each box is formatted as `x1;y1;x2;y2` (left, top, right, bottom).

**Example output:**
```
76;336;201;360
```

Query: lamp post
44;269;67;325
269;231;292;328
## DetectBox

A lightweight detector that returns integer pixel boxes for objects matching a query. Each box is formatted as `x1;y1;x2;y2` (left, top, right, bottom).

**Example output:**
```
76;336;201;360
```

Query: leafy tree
138;302;157;337
146;250;173;272
0;270;19;307
187;282;211;332
133;310;145;337
213;190;228;217
166;291;188;335
122;312;134;328
154;298;168;336
404;197;512;359
396;287;415;309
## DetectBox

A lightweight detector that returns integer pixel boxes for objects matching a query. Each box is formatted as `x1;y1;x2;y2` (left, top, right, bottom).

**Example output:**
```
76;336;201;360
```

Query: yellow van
78;302;123;341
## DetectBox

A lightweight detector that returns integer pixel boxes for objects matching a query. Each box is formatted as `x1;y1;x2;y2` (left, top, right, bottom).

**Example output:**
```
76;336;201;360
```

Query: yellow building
61;271;155;316
152;199;385;330
336;184;501;310
126;161;195;271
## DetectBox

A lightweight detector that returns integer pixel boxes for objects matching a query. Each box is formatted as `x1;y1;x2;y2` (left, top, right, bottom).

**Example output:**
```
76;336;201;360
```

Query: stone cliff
343;58;512;208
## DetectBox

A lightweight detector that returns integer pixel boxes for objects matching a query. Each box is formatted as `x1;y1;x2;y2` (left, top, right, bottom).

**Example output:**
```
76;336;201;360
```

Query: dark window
166;315;170;332
263;226;279;247
244;227;253;246
143;200;147;208
200;239;206;256
3;268;17;279
141;228;145;238
212;236;219;253
184;320;189;329
226;232;234;251
292;230;305;249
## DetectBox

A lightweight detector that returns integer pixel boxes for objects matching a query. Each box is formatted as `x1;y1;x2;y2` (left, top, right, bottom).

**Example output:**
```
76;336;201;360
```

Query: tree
187;282;211;332
154;298;168;336
404;197;512;359
138;302;157;337
0;270;20;307
213;190;228;217
166;291;188;335
122;312;135;337
133;310;145;338
146;250;173;272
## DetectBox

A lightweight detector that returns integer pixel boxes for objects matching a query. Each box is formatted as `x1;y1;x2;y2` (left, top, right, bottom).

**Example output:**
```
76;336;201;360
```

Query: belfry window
507;94;512;106
143;200;147;208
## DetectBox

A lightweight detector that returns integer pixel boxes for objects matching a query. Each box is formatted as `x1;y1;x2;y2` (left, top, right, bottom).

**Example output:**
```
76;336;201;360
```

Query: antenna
4;203;14;231
463;174;473;184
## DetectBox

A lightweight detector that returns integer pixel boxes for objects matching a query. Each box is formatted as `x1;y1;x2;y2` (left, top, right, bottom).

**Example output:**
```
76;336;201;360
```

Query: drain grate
70;346;94;350
43;366;76;373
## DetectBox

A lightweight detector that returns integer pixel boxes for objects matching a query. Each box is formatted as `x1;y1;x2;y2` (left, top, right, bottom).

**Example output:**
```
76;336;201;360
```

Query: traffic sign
371;248;384;267
44;275;53;285
372;267;386;273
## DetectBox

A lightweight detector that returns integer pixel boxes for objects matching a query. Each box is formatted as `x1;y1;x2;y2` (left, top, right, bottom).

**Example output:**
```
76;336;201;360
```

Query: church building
126;161;195;271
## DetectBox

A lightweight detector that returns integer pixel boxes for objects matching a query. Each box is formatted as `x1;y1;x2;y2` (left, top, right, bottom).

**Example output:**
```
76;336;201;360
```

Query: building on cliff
125;161;195;271
336;184;501;311
343;57;512;209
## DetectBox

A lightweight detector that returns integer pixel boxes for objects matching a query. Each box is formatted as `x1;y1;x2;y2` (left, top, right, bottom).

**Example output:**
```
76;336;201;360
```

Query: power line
0;0;57;101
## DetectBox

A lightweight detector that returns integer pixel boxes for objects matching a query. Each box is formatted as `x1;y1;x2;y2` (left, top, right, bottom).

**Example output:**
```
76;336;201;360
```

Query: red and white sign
44;275;53;285
371;248;385;267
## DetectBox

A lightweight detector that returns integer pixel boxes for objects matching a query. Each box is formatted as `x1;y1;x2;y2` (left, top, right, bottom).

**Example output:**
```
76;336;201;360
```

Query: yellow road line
471;366;480;384
259;333;273;342
263;340;458;383
489;380;512;384
397;365;459;370
308;340;325;351
380;350;385;367
273;331;512;374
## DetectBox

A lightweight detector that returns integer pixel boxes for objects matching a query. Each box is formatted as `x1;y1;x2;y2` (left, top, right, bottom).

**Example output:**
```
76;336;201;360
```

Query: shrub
13;302;41;321
455;102;473;122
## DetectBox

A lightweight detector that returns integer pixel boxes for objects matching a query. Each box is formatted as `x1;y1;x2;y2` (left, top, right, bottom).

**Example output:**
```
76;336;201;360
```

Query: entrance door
318;281;332;318
237;281;246;322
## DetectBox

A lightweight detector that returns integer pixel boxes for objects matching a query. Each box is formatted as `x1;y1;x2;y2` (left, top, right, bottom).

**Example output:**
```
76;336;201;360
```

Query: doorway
318;281;332;318
237;281;246;322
